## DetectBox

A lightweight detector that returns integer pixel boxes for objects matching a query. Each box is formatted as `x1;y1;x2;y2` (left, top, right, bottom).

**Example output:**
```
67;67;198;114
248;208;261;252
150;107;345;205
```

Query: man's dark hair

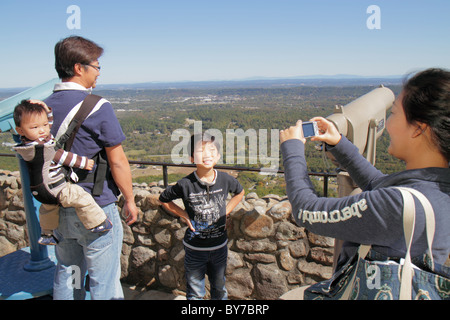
54;36;104;79
402;68;450;161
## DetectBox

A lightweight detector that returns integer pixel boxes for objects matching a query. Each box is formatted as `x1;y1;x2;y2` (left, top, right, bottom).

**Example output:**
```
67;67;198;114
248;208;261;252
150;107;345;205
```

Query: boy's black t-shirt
159;170;243;250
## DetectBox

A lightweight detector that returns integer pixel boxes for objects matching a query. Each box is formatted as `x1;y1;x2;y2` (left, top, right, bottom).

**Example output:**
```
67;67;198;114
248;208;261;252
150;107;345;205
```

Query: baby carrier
14;94;109;204
14;141;67;204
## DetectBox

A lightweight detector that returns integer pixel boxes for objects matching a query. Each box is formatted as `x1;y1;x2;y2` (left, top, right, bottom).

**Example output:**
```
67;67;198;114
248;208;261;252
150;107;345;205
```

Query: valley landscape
0;77;405;197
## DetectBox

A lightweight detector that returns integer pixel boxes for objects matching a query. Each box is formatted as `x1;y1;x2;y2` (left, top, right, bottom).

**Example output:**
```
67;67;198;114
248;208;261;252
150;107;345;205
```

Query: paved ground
122;283;186;300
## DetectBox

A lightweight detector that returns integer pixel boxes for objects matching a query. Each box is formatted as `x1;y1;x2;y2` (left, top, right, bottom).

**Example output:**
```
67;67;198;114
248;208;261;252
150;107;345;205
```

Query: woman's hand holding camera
310;117;341;146
280;117;341;146
280;120;306;144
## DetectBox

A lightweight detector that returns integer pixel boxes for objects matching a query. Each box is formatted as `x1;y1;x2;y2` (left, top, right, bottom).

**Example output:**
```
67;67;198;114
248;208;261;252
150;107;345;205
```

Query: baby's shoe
38;234;59;245
90;219;113;233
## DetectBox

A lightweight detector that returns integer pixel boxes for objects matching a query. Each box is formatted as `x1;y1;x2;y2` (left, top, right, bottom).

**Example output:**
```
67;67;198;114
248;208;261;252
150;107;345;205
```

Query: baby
13;99;111;245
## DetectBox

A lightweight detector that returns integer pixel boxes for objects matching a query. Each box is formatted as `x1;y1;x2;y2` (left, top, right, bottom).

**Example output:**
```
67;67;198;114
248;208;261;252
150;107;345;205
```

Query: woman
280;68;449;299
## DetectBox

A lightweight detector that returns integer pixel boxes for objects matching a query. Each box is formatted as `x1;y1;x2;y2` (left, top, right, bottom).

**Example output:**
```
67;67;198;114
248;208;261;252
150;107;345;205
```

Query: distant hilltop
94;75;403;90
0;75;403;94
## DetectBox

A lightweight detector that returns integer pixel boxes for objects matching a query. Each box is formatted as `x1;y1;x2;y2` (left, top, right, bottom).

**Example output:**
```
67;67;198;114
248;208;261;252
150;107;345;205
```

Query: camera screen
302;123;316;138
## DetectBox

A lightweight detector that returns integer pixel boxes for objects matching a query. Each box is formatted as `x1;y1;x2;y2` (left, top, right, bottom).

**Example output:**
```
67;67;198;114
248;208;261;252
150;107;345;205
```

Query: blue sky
1;0;449;88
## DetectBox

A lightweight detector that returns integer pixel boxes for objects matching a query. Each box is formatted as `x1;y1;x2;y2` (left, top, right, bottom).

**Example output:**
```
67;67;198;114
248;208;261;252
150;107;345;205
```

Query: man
44;36;138;300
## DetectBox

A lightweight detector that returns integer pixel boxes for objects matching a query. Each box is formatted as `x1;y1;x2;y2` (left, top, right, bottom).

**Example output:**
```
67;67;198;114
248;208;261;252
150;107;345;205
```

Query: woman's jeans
184;244;228;300
52;203;124;300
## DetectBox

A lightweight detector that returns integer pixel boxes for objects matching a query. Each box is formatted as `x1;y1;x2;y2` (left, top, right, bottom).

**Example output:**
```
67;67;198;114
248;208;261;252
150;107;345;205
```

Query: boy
13;99;111;245
159;133;244;300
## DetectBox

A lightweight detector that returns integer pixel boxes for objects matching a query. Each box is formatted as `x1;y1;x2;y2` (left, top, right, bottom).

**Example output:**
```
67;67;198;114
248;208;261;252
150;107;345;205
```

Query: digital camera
302;121;319;138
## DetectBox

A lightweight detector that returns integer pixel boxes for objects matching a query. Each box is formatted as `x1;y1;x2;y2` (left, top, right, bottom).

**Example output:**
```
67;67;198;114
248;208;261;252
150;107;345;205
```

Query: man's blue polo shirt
44;82;126;206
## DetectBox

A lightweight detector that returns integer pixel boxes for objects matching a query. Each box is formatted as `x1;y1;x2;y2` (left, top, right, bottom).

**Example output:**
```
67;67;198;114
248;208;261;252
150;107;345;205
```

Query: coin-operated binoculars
326;85;395;269
326;85;395;196
327;85;395;166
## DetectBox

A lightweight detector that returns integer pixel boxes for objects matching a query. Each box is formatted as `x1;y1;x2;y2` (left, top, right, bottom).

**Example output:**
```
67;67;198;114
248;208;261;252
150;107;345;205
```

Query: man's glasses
84;64;101;71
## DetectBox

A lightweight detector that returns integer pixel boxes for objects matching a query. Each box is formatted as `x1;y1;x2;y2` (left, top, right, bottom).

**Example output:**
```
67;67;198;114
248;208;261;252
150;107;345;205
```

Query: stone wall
0;170;335;300
0;171;28;256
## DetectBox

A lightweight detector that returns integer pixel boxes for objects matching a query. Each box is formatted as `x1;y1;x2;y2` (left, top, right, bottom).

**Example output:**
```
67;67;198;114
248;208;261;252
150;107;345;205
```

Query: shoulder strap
394;187;436;300
56;94;103;151
395;187;435;268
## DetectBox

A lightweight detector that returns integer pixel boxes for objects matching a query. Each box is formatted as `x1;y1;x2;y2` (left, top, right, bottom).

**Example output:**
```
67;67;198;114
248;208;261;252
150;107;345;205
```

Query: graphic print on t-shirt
188;188;226;239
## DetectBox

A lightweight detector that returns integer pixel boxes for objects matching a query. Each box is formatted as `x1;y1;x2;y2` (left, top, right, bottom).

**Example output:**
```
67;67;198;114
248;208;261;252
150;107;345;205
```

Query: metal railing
128;160;335;197
0;153;336;197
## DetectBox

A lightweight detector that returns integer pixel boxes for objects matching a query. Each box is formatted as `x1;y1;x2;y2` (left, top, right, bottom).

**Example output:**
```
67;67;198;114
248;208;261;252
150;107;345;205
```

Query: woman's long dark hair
402;68;450;161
